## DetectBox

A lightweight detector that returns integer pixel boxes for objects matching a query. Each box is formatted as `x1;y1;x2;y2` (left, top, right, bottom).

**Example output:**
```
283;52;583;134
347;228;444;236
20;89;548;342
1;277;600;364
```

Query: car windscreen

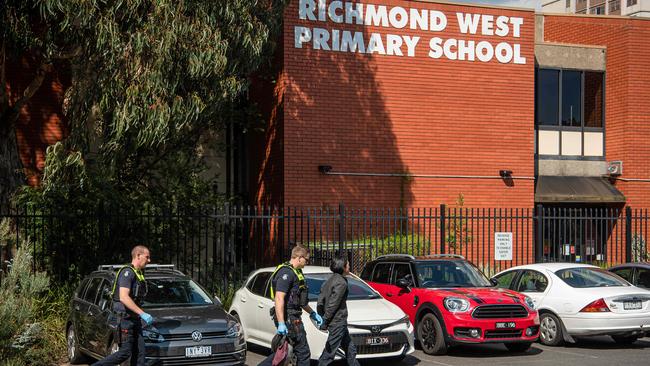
555;267;630;288
142;278;214;307
305;273;381;301
415;260;492;288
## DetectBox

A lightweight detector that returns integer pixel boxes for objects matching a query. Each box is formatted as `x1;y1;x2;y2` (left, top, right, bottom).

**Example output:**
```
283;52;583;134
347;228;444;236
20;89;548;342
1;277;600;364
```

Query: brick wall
544;15;650;207
277;0;537;208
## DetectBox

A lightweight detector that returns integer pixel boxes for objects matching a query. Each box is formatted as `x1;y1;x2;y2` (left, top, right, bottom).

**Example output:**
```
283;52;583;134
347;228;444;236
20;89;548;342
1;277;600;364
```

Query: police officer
259;245;323;366
93;245;153;366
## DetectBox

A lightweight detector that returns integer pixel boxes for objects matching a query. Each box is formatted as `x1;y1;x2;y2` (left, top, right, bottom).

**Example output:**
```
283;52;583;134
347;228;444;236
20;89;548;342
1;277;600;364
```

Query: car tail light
580;298;610;312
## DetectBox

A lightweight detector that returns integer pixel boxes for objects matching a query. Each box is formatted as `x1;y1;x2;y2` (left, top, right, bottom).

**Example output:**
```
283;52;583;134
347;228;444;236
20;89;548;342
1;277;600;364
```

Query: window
391;263;413;285
566;0;571;8
610;267;634;283
372;263;392;283
83;278;102;304
590;5;605;14
76;278;90;299
249;272;272;297
516;271;549;293
555;267;629;288
627;0;637;6
536;68;605;158
637;268;650;289
609;0;621;12
493;270;518;289
94;279;110;306
305;274;380;301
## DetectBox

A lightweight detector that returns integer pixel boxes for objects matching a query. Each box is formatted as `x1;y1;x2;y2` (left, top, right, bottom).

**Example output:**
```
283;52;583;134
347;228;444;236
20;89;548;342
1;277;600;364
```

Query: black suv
66;264;246;365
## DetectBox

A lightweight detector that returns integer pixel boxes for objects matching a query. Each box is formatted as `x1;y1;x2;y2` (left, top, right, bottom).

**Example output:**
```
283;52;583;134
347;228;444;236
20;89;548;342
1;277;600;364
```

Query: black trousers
318;322;359;366
92;317;146;366
259;317;311;366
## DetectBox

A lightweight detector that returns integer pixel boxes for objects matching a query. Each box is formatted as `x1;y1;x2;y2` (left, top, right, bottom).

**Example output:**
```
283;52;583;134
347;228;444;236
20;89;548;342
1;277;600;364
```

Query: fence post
535;204;543;263
626;206;632;263
224;203;231;288
440;204;446;254
339;203;345;254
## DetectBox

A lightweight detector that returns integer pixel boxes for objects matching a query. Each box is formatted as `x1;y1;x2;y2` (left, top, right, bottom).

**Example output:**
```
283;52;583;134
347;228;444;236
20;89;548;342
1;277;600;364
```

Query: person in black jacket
317;256;360;366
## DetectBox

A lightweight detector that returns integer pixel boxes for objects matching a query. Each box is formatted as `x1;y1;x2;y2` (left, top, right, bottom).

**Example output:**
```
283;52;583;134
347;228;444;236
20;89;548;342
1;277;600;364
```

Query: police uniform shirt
113;267;140;315
274;267;301;309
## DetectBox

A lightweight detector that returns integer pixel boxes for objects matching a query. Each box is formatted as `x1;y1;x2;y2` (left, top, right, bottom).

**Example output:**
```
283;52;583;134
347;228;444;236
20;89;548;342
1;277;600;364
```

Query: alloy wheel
540;315;557;343
67;328;76;360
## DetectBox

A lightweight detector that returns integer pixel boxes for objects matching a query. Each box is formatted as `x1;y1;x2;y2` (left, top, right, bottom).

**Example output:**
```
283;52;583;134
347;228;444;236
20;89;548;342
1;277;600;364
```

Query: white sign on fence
494;232;513;260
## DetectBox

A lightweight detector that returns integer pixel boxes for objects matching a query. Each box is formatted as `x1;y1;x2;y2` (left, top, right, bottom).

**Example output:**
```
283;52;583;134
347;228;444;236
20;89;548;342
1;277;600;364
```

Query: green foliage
0;246;51;364
445;194;473;251
215;282;242;312
359;233;431;260
632;234;648;262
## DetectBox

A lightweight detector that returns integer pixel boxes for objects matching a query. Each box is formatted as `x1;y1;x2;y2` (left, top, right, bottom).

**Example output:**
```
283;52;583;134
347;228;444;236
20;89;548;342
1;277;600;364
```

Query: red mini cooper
360;254;539;355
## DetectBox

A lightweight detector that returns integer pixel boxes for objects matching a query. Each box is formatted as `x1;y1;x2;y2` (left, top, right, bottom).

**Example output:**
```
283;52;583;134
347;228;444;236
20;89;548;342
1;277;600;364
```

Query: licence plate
185;346;212;358
623;301;642;310
365;336;390;346
495;322;516;329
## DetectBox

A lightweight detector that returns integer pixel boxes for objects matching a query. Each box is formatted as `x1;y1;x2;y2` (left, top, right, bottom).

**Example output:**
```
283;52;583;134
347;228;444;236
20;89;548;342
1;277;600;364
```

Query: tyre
504;342;532;352
539;313;564;346
611;335;639;345
67;326;86;364
417;313;447;355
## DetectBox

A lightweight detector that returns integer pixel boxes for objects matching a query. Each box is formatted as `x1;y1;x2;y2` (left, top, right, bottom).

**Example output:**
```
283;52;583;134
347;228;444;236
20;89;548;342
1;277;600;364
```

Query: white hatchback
229;266;415;360
492;263;650;346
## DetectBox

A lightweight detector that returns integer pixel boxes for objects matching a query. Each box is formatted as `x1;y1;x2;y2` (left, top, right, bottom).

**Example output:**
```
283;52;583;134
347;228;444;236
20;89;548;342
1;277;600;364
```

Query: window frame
371;262;393;284
493;270;520;290
515;270;549;293
248;271;272;297
82;277;103;304
390;262;415;286
535;67;606;161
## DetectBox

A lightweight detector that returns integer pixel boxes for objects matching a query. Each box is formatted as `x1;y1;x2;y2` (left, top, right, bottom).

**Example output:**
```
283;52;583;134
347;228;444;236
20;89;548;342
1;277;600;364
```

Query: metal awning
535;176;626;203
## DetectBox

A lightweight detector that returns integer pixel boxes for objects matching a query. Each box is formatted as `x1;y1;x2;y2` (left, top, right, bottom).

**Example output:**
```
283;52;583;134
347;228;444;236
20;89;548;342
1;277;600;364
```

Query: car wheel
67;326;86;364
539;313;564;346
504;342;532;352
611;335;639;345
417;313;447;355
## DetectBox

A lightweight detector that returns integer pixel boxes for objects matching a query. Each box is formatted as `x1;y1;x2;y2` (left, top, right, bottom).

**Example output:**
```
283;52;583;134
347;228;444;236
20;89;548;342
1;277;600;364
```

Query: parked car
360;254;539;355
66;264;246;365
229;265;415;361
609;262;650;290
492;263;650;346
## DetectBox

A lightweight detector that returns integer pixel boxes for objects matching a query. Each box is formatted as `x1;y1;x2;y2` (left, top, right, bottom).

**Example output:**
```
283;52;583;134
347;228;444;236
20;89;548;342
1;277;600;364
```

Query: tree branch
1;60;53;130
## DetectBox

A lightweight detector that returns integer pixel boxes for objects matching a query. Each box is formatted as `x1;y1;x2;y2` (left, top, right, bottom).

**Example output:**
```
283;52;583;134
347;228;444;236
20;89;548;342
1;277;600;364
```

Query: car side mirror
490;278;499;287
397;278;411;291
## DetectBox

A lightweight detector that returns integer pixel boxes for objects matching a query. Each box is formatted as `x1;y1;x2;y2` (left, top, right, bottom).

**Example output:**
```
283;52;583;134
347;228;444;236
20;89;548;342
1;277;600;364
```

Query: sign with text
494;232;513;260
294;0;527;64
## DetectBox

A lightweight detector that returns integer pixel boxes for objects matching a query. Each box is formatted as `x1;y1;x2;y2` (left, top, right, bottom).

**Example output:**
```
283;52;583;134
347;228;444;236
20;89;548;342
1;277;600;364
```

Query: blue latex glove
310;311;323;327
140;312;154;326
277;322;288;335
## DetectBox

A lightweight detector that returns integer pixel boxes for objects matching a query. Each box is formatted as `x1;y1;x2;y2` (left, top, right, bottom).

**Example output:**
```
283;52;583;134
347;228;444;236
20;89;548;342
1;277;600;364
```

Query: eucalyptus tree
1;0;286;207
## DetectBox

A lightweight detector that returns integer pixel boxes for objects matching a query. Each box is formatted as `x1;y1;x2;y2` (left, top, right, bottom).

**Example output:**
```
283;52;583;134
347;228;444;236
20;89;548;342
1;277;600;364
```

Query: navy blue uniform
92;267;146;366
259;266;310;366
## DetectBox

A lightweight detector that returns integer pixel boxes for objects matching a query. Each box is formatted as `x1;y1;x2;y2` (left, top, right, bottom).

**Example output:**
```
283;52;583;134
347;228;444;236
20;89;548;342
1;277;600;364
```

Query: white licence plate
495;322;516;329
365;336;390;346
185;346;212;358
623;301;642;310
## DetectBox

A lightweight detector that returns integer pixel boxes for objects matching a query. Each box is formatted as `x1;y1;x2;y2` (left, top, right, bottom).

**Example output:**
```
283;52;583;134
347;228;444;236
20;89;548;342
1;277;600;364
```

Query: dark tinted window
391;263;412;285
493;270;518;289
562;71;582;127
83;278;102;303
305;273;380;301
637;268;650;289
584;71;603;128
250;272;271;297
360;263;374;281
76;279;90;298
536;69;559;125
415;261;491;287
516;270;548;293
94;279;110;306
371;263;392;283
610;267;633;283
556;267;628;288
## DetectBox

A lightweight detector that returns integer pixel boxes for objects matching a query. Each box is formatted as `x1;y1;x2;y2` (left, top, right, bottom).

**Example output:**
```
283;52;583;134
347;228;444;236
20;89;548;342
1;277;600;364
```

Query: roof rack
375;254;416;261
97;264;176;271
420;254;465;259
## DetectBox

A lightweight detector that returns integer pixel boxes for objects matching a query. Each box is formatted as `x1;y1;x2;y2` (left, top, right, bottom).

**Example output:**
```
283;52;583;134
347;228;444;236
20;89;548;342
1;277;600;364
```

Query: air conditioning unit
607;161;623;176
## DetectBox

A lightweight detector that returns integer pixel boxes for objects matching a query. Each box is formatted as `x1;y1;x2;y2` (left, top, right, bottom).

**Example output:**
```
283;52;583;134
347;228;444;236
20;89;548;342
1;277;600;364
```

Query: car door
366;262;394;299
87;278;113;355
258;273;279;342
239;272;271;342
70;279;90;348
512;270;550;307
77;277;102;349
390;262;418;320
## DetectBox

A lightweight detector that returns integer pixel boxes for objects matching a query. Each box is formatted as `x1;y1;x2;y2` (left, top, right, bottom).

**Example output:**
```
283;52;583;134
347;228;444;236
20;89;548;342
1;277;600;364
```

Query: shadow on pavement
565;336;650;350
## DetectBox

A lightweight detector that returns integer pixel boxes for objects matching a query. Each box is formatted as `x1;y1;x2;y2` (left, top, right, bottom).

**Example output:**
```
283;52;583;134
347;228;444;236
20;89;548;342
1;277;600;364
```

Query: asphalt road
244;336;650;366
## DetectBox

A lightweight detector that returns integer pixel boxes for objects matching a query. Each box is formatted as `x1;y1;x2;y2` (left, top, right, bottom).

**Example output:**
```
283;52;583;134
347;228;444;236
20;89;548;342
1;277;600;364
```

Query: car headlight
524;296;536;310
142;329;165;342
443;297;470;313
227;321;243;338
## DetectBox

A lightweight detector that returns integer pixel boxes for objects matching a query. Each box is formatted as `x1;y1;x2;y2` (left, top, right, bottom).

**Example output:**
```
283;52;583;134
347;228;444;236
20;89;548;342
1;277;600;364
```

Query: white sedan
492;263;650;346
229;266;415;360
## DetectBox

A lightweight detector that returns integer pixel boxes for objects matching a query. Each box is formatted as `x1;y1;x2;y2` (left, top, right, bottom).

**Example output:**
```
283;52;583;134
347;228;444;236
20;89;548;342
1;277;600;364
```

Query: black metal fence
1;204;648;291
